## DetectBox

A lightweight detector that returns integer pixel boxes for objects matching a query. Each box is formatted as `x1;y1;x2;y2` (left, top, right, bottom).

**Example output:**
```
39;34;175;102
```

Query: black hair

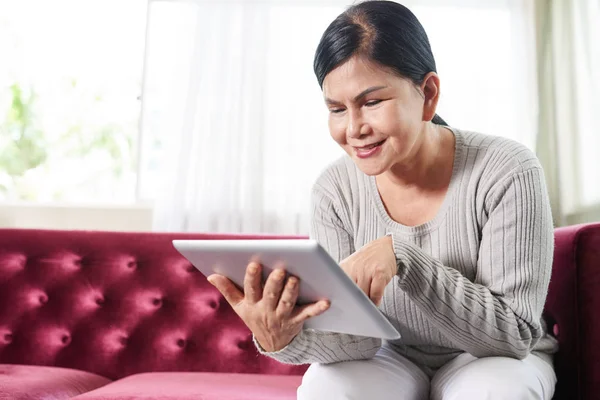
313;0;447;126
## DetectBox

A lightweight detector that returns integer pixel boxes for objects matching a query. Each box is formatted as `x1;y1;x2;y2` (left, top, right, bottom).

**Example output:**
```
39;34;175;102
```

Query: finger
262;268;286;310
356;272;372;300
243;262;262;304
276;275;299;318
370;266;392;305
369;276;387;306
291;300;330;325
207;274;244;306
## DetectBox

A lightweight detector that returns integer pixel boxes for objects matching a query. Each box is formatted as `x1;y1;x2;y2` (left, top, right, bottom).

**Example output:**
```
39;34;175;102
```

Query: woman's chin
345;144;391;176
353;157;387;176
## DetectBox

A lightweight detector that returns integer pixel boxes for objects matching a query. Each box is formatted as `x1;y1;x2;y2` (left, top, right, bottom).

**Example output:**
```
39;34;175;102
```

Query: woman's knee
440;375;542;400
297;349;429;400
431;355;555;400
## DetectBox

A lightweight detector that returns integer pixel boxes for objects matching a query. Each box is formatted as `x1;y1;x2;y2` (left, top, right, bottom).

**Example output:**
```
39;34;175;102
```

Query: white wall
0;202;596;233
566;206;600;227
0;203;154;231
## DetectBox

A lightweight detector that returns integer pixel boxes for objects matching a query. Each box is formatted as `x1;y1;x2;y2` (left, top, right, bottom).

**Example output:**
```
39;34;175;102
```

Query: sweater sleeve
390;167;554;359
253;183;382;364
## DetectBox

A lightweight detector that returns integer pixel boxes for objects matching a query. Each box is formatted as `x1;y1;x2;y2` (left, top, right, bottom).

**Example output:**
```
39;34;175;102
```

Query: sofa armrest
545;223;600;400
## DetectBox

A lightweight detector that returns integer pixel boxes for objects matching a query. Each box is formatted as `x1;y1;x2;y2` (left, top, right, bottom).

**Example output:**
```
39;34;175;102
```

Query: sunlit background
1;0;598;233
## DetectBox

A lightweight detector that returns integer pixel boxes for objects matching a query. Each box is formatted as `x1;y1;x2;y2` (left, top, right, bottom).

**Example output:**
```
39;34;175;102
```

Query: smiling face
322;56;439;176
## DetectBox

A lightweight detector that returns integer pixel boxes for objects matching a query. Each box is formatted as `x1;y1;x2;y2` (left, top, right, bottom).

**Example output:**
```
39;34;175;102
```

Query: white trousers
297;346;556;400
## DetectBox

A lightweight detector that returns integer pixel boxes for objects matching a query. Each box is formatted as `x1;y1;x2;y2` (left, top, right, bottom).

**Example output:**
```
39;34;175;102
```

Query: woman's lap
297;346;429;400
297;347;556;400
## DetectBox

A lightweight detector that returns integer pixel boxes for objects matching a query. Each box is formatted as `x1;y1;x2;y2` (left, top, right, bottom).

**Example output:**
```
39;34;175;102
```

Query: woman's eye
330;108;345;114
365;100;382;107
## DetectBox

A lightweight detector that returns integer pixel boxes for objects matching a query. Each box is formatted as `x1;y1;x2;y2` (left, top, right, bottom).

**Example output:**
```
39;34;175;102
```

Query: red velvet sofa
0;224;598;399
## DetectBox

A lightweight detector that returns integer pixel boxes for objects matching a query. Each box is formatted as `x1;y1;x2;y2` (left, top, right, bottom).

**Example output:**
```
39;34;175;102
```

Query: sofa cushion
0;364;111;400
71;372;301;400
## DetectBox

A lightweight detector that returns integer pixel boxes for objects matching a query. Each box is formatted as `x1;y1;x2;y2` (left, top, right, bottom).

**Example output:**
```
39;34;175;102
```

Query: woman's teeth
360;141;383;150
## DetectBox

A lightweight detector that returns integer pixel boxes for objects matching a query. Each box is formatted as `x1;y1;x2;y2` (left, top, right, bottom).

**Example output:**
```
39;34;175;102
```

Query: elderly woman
208;1;558;399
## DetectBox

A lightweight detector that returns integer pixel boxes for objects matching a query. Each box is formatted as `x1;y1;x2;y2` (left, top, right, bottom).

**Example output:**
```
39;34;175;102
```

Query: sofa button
152;298;162;307
237;340;250;351
96;297;105;306
208;300;218;310
39;294;48;304
4;333;12;343
127;261;136;269
119;336;128;346
186;264;195;272
176;339;186;348
61;335;71;345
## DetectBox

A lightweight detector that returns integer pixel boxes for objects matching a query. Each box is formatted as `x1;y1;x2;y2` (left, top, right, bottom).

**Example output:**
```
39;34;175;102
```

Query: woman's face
322;56;436;176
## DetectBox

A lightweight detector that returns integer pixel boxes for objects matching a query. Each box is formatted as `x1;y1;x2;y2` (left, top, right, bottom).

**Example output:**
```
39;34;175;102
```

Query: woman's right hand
207;262;330;352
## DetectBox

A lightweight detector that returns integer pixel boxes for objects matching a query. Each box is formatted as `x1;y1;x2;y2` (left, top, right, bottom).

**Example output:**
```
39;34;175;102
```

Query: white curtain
139;0;566;234
535;0;600;226
414;0;539;151
140;0;345;234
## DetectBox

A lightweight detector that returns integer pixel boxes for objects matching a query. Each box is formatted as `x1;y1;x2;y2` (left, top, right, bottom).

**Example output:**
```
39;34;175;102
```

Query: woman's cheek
366;104;392;127
328;117;346;145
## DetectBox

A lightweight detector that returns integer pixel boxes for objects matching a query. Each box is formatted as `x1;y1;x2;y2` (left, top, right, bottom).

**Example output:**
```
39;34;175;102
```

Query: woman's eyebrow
325;85;388;105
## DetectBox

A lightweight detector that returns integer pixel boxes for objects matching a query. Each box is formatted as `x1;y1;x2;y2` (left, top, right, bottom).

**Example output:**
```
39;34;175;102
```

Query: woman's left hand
339;235;397;306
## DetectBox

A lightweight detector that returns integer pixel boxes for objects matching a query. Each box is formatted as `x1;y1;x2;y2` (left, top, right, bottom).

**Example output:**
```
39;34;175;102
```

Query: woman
208;1;558;399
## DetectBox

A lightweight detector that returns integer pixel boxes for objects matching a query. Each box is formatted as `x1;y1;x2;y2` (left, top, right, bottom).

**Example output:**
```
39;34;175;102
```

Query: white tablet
172;239;400;340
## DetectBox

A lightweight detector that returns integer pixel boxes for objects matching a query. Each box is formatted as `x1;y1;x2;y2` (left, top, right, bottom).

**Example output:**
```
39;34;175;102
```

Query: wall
566;205;600;227
0;203;154;231
0;202;596;233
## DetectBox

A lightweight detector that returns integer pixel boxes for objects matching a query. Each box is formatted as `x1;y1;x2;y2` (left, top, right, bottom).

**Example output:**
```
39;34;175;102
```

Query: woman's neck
382;124;454;191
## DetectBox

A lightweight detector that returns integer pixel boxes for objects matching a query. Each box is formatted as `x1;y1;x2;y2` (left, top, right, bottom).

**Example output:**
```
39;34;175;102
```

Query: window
0;0;147;204
414;4;537;149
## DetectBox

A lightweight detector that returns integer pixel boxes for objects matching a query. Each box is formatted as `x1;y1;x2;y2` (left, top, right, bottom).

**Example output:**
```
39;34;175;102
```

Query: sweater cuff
252;330;309;365
388;232;434;292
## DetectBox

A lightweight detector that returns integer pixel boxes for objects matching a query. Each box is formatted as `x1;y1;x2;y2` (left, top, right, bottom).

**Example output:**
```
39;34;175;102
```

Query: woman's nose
346;111;364;139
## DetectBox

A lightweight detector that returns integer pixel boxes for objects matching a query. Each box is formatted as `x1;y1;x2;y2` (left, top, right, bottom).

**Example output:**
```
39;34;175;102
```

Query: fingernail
274;269;285;280
320;301;329;310
207;277;215;286
248;264;258;274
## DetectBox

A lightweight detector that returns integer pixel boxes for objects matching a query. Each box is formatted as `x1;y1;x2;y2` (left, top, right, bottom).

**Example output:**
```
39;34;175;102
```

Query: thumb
369;280;385;306
207;274;244;307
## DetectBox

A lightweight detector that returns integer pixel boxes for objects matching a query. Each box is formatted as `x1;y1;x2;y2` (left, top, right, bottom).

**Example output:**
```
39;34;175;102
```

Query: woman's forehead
323;57;402;97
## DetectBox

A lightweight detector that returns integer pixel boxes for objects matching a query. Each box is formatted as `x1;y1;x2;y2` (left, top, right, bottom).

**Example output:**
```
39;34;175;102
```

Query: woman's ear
420;72;441;122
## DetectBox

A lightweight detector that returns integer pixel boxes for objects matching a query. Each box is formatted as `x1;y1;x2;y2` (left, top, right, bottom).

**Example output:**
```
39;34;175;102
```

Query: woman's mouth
354;139;386;159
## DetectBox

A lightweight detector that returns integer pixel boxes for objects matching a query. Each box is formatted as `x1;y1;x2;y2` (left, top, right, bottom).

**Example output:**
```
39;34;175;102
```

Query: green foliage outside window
0;81;136;202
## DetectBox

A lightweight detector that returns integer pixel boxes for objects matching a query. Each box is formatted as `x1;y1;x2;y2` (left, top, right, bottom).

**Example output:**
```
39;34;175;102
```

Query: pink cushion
71;372;302;400
0;364;111;399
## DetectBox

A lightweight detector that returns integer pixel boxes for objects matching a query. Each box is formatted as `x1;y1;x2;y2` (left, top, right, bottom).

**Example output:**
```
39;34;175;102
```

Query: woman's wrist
254;332;296;353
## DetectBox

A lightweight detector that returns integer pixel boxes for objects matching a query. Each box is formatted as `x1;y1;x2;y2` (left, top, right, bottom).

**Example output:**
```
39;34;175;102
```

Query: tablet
172;239;401;340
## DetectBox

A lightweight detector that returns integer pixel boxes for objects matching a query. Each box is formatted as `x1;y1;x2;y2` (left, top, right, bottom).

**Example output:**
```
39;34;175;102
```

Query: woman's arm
253;184;382;364
391;166;554;359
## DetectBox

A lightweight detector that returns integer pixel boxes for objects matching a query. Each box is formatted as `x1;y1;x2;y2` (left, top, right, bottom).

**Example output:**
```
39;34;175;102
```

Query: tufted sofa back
0;229;309;380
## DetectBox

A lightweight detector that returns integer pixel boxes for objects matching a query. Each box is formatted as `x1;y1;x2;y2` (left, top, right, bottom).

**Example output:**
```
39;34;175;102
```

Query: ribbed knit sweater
256;128;559;372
